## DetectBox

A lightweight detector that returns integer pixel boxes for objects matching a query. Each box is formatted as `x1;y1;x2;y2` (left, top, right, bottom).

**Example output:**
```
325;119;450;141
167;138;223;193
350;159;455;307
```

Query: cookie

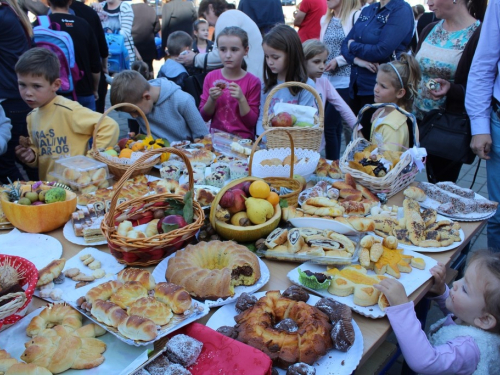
64;268;81;278
88;260;101;270
92;269;105;279
80;254;91;261
82;256;95;266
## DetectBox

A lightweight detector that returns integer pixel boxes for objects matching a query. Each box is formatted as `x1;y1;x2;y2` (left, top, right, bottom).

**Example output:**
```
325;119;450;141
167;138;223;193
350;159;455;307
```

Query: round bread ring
26;305;82;337
85;280;123;305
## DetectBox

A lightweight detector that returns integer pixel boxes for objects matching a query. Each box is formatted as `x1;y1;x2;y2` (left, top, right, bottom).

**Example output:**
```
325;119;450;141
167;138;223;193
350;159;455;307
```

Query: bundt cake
234;290;332;368
165;241;261;299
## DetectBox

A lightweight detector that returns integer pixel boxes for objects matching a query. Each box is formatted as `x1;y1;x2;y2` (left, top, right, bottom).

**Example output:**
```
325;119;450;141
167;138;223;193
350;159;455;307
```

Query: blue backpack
33;16;83;98
104;28;130;74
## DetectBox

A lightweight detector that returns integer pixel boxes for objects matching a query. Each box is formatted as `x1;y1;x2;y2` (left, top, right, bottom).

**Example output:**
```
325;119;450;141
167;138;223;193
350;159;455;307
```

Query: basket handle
352;103;420;147
105;147;194;229
248;128;295;178
262;81;324;129
91;103;152;152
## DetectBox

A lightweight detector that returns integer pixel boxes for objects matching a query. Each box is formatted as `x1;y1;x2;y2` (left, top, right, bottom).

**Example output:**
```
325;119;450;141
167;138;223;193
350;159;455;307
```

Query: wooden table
21;190;486;370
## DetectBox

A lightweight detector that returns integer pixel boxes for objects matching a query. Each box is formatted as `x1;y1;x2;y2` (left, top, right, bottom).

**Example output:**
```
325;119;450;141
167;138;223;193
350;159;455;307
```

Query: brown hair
262;24;309;96
198;0;228;18
468;0;487;22
302;39;328;61
379;53;421;109
110;70;150;106
468;249;500;333
166;31;193;57
15;48;60;83
131;60;150;80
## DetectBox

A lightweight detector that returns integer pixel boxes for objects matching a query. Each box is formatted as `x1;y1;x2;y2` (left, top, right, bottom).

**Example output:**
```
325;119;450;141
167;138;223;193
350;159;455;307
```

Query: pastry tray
65;280;210;347
287;250;437;319
257;233;362;266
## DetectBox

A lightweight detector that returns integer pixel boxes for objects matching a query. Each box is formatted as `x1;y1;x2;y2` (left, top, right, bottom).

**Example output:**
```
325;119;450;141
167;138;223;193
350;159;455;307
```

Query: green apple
294;121;314;128
104;148;118;157
293;174;307;191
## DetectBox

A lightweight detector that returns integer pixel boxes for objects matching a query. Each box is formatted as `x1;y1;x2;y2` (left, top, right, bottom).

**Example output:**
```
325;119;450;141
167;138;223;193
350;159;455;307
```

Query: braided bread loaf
0;350;51;375
26;304;82;337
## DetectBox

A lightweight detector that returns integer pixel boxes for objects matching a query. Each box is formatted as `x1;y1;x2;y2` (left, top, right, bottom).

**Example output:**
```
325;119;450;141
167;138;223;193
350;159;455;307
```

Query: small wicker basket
90;103;160;180
249;129;302;207
262;81;324;151
340;103;422;198
101;148;204;266
0;255;38;332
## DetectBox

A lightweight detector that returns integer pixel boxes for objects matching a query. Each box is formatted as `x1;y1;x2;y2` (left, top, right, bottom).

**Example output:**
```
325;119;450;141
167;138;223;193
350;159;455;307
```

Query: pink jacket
314;77;356;128
386;286;481;374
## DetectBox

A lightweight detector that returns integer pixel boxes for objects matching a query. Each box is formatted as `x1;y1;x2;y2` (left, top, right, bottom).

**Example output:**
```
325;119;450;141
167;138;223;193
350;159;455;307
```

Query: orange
119;148;133;158
266;192;279;206
249;180;270;199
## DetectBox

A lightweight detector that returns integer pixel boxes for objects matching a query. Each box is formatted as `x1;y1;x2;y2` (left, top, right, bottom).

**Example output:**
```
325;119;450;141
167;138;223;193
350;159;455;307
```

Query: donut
26;305;82;337
234;290;332;368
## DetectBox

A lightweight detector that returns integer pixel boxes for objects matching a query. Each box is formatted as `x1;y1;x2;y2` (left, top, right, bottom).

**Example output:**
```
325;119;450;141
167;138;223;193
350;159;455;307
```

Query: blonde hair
110;70;150;106
324;0;361;28
302;39;328;61
379;53;421;109
3;0;33;38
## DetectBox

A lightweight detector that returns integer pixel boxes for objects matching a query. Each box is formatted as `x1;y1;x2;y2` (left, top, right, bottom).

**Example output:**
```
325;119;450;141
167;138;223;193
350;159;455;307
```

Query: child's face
306;51;328;80
195;24;209;40
17;74;61;109
374;70;404;105
218;35;248;70
263;43;287;79
446;261;498;328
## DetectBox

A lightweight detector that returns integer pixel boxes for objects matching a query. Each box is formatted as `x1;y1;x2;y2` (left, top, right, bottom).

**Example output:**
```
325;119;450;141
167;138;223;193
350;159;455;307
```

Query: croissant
0;351;52;375
85;280;123;305
37;259;66;287
116;268;156;290
109;281;148;309
26;304;82;337
117;315;157;341
128;296;173;325
91;300;128;328
155;282;192;314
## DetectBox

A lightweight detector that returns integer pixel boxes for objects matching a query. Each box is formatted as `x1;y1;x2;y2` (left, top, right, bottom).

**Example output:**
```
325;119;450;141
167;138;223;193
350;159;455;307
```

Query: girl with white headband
360;53;421;152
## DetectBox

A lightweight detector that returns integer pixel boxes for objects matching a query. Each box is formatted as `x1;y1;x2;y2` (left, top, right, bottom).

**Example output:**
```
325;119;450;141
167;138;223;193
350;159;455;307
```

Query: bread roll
359;248;370;268
91;168;107;182
117;268;156;290
85;280;123;304
382;236;398;250
145;219;159;237
340;201;370;215
4;363;52;375
117;315;157;341
360;235;374;248
109;281;148;309
370;242;384;262
339;189;362;200
128;297;173;325
356;184;379;202
37;259;66;287
62;168;81;181
332;181;354;190
126;230;146;239
91;300;128;328
403;186;426;202
260;158;282;166
117;221;133;236
348;217;375;232
344;173;356;189
76;172;91;185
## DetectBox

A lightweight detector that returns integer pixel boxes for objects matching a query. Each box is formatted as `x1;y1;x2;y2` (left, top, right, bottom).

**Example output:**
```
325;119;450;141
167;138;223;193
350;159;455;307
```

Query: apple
294;121;314;128
104;148;118;157
271;112;293;127
117;137;130;150
230;180;252;196
293;174;307;191
157;214;188;234
227;188;247;214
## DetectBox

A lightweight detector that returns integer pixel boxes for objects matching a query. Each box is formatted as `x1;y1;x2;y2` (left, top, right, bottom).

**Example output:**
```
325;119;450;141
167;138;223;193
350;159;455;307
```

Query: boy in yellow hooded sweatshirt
14;48;118;181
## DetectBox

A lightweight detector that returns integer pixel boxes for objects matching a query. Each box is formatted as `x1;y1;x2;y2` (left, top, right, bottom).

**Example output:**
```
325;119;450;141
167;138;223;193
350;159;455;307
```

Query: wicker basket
101;148;204;266
340;103;422;198
209;176;281;243
90;103;160;180
249;129;302;207
262;81;324;151
0;255;38;332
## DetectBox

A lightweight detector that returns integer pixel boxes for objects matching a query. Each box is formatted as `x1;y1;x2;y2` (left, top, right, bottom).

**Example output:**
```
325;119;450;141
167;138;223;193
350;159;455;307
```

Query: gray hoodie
137;78;208;142
0;105;12;155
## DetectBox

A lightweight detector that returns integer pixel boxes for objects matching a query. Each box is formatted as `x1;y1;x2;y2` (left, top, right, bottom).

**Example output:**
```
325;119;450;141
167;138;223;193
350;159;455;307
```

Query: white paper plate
420;192;497;221
206;291;363;375
288;250;438;319
0;228;62;269
63;219;107;246
0;307;151;375
34;247;125;303
288;217;359;235
152;253;270;308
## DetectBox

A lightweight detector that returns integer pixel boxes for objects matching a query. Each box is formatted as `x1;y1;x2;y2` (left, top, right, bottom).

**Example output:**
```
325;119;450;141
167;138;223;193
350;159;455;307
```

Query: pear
245;197;274;225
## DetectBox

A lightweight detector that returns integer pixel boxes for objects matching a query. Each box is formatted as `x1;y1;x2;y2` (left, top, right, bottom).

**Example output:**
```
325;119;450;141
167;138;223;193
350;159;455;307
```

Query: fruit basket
90;103;161;180
101;147;204;266
0;255;38;332
209;177;281;243
1;184;77;233
262;81;324;152
340;103;423;198
249;129;303;207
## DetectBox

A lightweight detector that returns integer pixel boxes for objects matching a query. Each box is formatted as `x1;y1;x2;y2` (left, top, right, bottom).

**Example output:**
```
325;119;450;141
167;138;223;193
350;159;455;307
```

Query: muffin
160;164;181;180
205;171;226;188
230;160;249;179
212;162;230;179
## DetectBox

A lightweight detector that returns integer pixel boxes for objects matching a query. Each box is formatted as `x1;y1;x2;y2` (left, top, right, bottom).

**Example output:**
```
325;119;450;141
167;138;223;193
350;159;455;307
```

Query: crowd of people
2;0;500;373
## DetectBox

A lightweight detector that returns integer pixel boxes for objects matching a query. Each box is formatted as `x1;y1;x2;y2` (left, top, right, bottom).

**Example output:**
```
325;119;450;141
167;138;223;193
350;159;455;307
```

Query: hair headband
388;62;404;89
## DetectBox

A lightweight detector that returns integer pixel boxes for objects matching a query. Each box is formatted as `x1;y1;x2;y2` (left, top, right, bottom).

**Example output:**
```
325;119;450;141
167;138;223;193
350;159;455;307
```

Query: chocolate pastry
216;326;238;339
274;318;298;333
286;362;316;375
235;292;257;313
303;270;330;284
282;285;309;302
315;298;352;324
331;318;355;352
165;334;203;367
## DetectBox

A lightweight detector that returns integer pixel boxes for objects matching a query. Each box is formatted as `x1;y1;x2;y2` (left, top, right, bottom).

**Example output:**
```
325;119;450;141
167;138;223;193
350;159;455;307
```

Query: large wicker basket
340;103;422;198
0;255;38;332
248;129;302;207
101;148;204;266
90;103;160;180
262;81;324;151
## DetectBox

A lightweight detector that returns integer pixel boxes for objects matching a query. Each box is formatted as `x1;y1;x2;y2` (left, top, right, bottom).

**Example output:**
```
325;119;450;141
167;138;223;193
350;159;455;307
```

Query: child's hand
208;86;223;101
15;145;35;164
375;278;409;307
429;263;446;296
228;82;244;102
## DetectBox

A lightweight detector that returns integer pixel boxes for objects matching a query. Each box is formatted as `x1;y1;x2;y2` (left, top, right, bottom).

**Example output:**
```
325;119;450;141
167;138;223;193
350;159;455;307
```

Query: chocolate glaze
235;292;257;313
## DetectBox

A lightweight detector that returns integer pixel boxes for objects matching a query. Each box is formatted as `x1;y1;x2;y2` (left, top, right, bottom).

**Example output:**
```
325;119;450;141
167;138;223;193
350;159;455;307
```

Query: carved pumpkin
1;185;77;233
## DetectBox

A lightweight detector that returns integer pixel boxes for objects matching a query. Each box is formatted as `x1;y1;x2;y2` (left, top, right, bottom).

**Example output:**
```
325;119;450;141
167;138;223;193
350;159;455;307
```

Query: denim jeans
487;109;500;251
76;95;96;111
324;88;350;160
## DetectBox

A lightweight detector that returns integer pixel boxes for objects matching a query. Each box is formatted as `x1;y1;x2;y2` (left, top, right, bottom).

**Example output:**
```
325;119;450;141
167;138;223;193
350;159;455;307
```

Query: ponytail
380;53;421;109
468;0;487;22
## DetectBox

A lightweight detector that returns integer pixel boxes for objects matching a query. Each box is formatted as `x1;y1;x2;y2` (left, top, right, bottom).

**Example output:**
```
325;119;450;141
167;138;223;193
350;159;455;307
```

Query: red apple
227;189;247;214
157;214;188;234
231;181;252;196
117;137;130;150
271;112;293;127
